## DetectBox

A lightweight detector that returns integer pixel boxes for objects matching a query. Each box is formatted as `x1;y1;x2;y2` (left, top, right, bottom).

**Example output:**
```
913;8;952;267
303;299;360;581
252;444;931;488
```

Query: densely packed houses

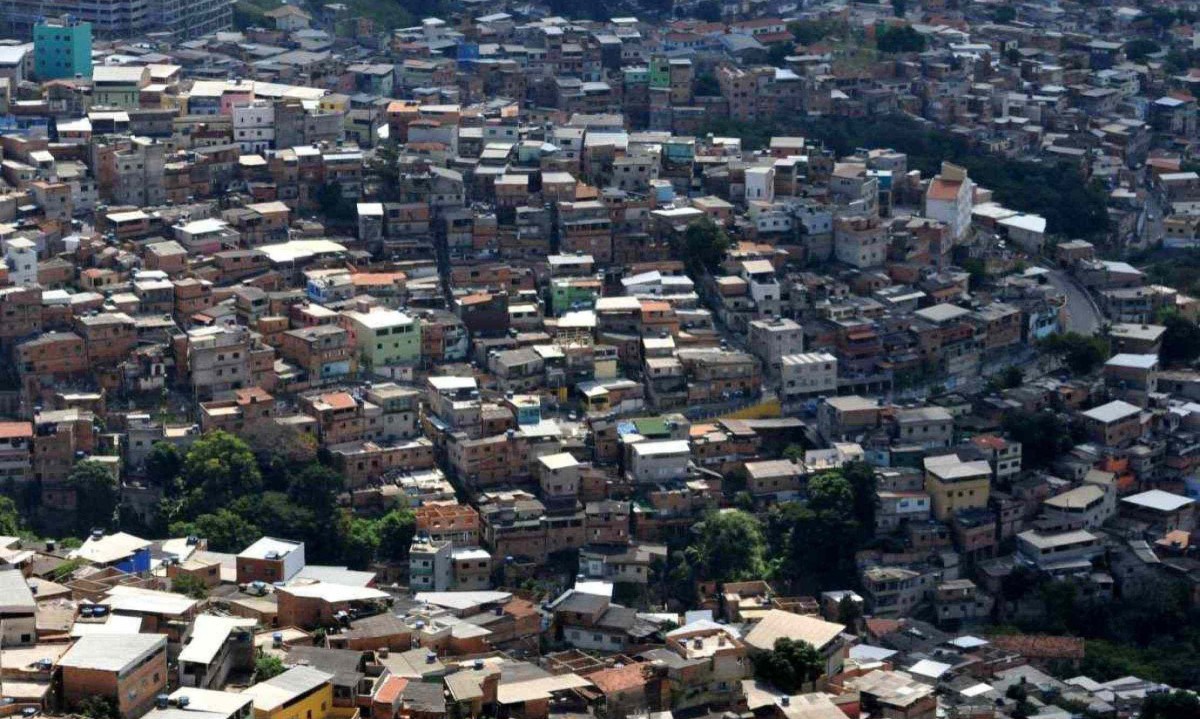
2;0;1200;717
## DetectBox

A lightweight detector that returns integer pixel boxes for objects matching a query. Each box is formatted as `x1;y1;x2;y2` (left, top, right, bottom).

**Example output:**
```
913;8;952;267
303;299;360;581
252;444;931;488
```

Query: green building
551;277;601;316
648;55;671;89
34;19;92;81
342;307;421;371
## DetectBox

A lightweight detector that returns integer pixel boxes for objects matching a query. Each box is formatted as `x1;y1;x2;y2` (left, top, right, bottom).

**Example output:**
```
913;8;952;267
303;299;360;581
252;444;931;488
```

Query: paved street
1046;269;1103;335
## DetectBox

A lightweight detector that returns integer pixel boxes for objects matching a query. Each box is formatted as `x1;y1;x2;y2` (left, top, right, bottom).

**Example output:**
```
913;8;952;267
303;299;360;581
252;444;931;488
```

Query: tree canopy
682;216;732;276
177;431;263;516
68;461;120;535
684;509;768;583
1002;410;1082;470
1039;332;1110;376
876;25;926;53
1160;312;1200;366
753;638;825;693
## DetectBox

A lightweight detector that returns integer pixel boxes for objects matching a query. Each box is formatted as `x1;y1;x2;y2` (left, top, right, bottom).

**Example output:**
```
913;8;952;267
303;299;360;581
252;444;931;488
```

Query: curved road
1046;269;1103;335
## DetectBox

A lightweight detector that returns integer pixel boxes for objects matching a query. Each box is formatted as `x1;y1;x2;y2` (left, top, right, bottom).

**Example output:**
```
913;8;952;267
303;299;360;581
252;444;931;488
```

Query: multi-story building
409;536;452;592
340;307;421;373
1016;529;1104;576
923;162;974;240
923;454;992;521
1080;400;1143;448
33;18;92;80
59;634;168;719
280;326;356;386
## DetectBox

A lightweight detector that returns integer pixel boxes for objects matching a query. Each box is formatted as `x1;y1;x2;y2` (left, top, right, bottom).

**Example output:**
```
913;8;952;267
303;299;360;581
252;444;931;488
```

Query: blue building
33;19;92;81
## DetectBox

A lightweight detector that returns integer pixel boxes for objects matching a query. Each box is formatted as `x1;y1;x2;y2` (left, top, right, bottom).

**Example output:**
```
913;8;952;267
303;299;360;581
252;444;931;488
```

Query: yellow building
241;666;334;719
320;93;350;115
923;454;992;521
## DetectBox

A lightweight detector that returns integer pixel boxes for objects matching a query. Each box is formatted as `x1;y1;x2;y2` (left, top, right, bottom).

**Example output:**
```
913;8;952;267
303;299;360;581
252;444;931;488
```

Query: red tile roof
987;634;1085;660
588;664;647;695
375;675;408;704
0;422;32;439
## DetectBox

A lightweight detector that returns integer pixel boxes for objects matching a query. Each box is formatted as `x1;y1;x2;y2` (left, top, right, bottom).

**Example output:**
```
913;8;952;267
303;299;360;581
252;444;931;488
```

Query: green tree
179;431;263;516
287;464;345;514
1125;38;1161;61
788;19;842;45
682;216;731;276
752;638;825;693
837;594;862;628
782;443;806;461
1160;312;1200;366
1039;332;1110;375
876;25;926;53
841;461;878;533
767;42;793;65
144;441;183;485
685;509;767;583
695;72;720;96
807;472;854;516
765;493;859;593
77;695;119;719
232;491;327;560
1140;690;1200;719
992;5;1015;22
0;496;24;536
170;572;210;599
316;182;355;222
69;460;120;534
1002;410;1078;469
170;509;261;553
376;509;417;561
694;0;721;21
962;257;988;291
341;516;380;570
255;654;286;681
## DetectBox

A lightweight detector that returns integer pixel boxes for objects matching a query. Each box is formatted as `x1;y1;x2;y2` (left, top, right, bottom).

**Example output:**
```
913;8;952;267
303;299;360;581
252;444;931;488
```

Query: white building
924;162;975;240
1016;529;1103;575
410;536;452;592
748;317;804;377
745;165;775;204
232;101;276;154
780;352;838;406
628;439;690;483
3;238;37;287
0;570;36;645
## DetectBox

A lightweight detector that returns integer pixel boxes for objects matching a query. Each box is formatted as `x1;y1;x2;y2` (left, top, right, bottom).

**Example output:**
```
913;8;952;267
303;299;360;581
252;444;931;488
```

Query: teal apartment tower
34;18;92;81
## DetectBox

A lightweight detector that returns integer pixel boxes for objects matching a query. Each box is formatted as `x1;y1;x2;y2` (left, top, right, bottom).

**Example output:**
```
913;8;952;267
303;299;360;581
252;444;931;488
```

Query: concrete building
923;455;992;521
236;537;305;584
1080;400;1143;448
628;439;690;484
1042;483;1114;531
410;536;452;592
341;307;421;373
780;352;838;407
59;634;169;718
34;18;92;80
1016;529;1104;576
748;317;804;378
0;570;36;645
924;162;975;241
893;407;954;449
3;238;37;287
1120;490;1196;532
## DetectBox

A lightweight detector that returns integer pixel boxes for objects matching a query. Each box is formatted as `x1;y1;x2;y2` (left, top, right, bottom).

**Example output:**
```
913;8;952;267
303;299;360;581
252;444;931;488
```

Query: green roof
632;418;670;437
